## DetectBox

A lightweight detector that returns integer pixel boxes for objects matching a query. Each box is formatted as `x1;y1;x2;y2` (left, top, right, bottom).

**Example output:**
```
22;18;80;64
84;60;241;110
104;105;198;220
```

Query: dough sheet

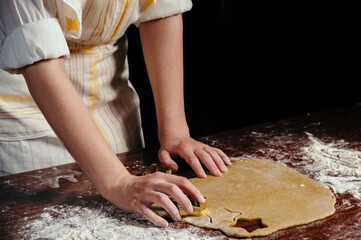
181;159;336;238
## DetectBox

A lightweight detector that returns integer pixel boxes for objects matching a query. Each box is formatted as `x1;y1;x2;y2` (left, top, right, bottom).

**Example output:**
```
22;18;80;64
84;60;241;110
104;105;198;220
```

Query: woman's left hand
158;137;231;178
139;15;231;178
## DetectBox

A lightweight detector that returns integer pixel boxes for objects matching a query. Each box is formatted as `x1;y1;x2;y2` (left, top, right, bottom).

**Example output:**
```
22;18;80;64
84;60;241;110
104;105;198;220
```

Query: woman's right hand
102;172;206;227
22;58;205;228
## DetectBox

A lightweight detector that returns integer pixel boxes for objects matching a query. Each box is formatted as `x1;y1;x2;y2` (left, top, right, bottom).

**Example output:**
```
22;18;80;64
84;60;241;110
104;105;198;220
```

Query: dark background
126;0;361;148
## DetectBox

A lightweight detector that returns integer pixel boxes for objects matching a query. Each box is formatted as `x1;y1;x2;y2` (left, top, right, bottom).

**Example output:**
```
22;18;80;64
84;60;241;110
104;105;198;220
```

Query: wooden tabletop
1;104;361;239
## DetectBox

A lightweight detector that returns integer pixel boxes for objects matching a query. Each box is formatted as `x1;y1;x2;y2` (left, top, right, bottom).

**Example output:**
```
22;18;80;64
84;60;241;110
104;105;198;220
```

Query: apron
0;0;192;176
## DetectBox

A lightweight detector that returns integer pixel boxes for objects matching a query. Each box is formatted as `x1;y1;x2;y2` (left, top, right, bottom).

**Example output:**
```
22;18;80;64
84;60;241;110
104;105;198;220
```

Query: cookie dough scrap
182;159;336;238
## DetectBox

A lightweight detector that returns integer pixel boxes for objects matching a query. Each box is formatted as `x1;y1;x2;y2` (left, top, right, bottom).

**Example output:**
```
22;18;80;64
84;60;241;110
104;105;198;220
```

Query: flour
37;168;82;188
302;133;361;175
21;203;224;240
301;133;361;200
229;130;361;201
19;131;361;238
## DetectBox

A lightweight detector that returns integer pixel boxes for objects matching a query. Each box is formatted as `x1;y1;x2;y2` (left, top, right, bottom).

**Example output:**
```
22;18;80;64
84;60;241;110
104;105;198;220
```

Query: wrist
98;170;132;200
158;124;190;145
80;154;131;198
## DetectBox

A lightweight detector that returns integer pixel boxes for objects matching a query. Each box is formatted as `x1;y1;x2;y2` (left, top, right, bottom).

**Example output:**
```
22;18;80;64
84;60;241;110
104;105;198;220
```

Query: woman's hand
103;172;205;228
139;15;231;178
23;58;205;228
158;137;231;178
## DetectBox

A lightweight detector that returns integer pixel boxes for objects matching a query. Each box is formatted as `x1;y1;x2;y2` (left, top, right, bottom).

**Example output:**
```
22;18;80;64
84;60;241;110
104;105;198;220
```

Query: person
0;0;231;227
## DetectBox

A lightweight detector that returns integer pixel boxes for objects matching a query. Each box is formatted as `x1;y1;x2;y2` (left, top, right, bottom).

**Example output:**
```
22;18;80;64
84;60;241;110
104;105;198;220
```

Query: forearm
139;14;189;144
22;58;205;228
23;58;129;194
139;14;231;178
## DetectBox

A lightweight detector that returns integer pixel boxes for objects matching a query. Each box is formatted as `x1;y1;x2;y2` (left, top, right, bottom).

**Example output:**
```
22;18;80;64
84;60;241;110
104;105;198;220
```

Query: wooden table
1;104;361;239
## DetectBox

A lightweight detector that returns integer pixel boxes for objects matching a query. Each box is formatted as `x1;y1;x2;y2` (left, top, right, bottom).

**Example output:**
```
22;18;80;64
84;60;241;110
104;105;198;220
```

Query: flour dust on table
227;130;361;202
19;129;361;239
20;203;224;240
301;133;361;200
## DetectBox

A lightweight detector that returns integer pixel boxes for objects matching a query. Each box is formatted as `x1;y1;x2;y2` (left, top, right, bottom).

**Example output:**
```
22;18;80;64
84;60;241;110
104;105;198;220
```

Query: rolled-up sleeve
133;0;193;27
0;0;71;73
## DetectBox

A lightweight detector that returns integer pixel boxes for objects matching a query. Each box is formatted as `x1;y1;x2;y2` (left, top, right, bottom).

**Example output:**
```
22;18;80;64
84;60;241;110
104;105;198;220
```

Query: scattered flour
37;168;82;188
20;131;361;239
21;203;223;240
302;133;361;175
301;133;361;200
229;131;361;201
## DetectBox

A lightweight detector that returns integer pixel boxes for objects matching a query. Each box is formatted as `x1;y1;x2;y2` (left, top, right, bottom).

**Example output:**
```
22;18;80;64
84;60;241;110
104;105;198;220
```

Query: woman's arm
23;57;204;227
139;14;231;178
23;58;127;190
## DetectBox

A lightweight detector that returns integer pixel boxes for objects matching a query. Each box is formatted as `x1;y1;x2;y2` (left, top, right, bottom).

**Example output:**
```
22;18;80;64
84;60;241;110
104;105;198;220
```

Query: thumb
158;149;178;172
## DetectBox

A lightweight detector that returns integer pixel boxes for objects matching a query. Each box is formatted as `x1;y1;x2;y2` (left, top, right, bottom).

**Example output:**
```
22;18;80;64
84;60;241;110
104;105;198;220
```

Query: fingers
109;171;206;228
194;151;221;177
131;179;182;226
185;154;207;178
203;147;231;172
214;147;232;166
173;176;206;206
152;191;182;221
183;145;230;178
133;172;205;227
159;138;230;178
156;174;205;209
137;201;169;227
158;150;179;172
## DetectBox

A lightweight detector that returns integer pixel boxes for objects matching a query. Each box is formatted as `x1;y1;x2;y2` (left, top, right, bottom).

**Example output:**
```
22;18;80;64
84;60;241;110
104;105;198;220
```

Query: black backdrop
126;1;361;148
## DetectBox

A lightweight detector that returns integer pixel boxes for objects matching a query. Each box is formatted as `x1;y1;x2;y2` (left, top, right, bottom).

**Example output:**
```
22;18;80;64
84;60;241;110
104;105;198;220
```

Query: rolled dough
181;159;336;238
